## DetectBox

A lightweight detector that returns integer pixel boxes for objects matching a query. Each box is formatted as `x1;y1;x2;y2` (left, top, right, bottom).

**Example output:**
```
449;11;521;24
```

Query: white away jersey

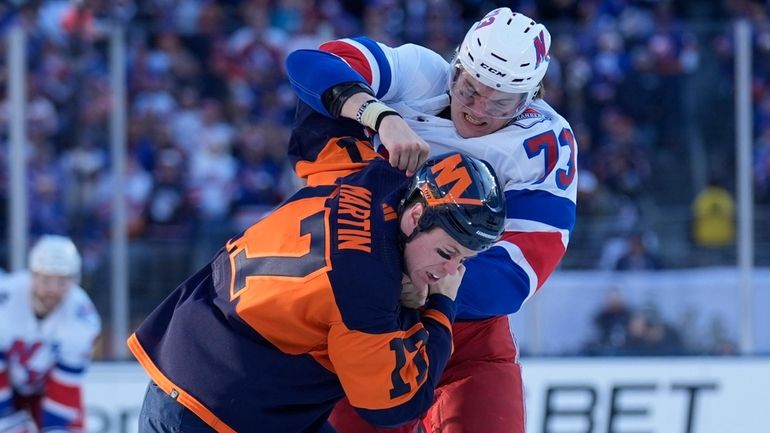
0;271;100;429
319;38;578;317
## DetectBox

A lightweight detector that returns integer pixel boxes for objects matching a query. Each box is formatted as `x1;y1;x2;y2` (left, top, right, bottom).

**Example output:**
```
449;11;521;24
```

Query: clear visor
449;59;529;119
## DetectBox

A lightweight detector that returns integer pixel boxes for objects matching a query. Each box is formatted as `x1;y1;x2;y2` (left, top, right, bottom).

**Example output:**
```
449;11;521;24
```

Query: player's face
31;272;74;317
450;72;527;138
402;227;476;291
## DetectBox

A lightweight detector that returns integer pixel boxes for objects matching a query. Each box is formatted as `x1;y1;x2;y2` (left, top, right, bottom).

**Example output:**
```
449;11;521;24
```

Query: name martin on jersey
337;184;373;253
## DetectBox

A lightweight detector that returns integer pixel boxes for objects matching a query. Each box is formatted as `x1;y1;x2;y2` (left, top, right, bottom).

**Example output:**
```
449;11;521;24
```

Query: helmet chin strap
399;225;423;252
399;223;429;279
398;199;433;253
401;207;439;252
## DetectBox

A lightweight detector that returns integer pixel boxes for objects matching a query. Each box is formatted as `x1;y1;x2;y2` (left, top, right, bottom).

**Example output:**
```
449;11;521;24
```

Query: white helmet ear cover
457;8;551;95
29;235;82;278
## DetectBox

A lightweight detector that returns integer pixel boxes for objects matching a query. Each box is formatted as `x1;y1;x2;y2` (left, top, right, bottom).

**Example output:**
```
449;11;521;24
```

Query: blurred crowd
1;0;769;275
581;289;738;356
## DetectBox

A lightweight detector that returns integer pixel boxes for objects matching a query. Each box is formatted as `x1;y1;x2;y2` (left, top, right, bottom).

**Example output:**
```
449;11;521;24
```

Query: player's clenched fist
428;264;465;301
400;274;428;309
377;115;430;176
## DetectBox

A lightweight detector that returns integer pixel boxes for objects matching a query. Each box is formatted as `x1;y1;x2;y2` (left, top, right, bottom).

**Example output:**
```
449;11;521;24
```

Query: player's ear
400;202;425;237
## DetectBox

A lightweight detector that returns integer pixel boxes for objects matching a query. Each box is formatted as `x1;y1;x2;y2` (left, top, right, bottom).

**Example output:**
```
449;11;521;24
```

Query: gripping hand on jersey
400;274;428;309
401;264;465;308
341;92;429;176
428;264;465;302
377;115;430;177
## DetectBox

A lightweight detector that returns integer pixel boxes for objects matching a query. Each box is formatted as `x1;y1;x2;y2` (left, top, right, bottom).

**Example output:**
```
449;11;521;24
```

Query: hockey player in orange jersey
129;137;505;433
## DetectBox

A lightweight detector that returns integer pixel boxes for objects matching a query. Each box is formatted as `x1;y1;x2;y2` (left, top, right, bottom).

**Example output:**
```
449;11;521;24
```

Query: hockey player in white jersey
0;236;101;433
286;7;577;433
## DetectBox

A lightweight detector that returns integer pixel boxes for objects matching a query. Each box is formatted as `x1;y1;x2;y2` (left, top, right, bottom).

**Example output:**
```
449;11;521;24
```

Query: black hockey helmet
401;152;506;251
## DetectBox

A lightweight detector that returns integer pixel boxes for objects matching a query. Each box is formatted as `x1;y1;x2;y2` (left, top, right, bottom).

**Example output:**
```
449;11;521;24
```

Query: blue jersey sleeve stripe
42;410;71;428
286;49;370;118
54;362;85;375
505;189;576;232
351;37;392;99
455;247;531;319
0;399;13;417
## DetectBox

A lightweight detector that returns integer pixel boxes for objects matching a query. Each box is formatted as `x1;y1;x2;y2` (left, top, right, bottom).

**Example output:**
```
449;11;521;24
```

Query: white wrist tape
357;100;401;131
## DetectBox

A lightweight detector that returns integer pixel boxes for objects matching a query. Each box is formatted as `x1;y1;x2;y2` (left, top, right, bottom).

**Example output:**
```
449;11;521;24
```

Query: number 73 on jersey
523;127;576;190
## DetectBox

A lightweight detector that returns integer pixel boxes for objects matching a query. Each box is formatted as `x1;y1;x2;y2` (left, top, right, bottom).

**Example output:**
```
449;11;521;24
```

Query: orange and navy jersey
288;102;373;186
128;149;456;433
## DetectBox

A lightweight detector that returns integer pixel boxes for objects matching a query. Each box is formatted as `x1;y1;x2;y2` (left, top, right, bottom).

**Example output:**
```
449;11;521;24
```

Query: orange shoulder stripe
295;137;382;185
421;309;451;331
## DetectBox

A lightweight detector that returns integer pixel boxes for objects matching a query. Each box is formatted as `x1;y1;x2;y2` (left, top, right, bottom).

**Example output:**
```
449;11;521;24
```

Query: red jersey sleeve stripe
500;231;565;290
0;369;8;390
320;40;374;85
45;377;81;409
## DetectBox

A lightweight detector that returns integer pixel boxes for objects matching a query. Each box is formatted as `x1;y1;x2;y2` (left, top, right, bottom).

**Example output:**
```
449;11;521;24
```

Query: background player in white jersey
0;235;101;433
286;7;577;433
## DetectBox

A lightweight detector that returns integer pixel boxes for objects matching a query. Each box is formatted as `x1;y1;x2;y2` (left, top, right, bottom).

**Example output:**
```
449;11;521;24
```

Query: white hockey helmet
29;235;82;278
451;8;551;117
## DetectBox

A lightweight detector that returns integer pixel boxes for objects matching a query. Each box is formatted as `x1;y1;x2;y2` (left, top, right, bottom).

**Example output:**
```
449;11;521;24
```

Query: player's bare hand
377;115;430;176
400;274;428;309
428;264;466;301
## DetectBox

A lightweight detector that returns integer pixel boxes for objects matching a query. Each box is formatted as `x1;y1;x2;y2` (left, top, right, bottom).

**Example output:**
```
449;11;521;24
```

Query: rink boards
84;358;770;433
